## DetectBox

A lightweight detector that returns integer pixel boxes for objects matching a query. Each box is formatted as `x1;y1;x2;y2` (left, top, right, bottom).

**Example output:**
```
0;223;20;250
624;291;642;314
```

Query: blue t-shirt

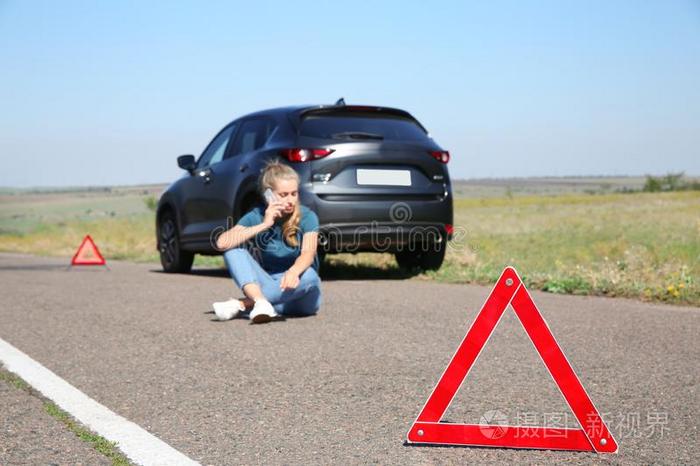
236;203;320;274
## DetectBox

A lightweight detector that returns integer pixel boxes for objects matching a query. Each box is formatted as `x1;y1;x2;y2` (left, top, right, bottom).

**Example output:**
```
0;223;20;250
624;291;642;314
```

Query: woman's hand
262;200;285;228
280;269;300;291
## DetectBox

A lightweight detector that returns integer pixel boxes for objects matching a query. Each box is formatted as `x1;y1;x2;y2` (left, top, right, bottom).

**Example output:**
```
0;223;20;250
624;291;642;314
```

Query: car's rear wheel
394;239;446;271
158;211;194;273
316;249;327;274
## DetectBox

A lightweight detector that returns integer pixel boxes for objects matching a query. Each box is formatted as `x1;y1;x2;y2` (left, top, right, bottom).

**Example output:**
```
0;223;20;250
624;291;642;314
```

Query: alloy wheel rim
160;219;177;265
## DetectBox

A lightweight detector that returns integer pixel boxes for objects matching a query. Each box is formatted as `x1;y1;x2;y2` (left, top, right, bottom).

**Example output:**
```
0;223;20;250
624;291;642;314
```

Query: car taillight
445;224;454;236
280;148;334;163
429;150;450;163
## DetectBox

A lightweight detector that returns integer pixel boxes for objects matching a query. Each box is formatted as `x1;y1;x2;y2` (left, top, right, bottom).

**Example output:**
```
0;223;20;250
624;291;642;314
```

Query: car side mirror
177;155;196;174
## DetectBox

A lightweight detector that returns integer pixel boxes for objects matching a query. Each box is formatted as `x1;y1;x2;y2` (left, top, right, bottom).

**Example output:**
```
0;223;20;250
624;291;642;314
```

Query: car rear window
300;113;429;141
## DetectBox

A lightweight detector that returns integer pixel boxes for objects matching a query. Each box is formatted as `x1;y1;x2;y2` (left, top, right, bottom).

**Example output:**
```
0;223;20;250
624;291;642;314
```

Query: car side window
197;124;236;168
227;118;277;158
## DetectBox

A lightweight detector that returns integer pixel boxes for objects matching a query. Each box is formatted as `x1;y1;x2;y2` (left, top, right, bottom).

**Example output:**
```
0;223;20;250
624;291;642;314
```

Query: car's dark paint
156;104;453;272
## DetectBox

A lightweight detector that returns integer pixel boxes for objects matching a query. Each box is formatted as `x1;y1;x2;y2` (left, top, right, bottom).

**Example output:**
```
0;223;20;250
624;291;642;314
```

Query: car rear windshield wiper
331;131;384;140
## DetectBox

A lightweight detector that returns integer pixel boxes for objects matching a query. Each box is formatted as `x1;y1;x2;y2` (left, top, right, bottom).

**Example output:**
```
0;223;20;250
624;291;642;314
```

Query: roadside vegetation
641;172;700;193
0;368;132;465
0;177;697;306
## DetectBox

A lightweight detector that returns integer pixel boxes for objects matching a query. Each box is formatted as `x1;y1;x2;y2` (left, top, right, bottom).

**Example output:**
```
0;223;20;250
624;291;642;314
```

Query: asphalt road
0;252;697;465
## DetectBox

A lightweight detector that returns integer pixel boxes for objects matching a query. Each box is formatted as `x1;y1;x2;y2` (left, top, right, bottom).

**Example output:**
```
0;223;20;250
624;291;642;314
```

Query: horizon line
2;172;699;192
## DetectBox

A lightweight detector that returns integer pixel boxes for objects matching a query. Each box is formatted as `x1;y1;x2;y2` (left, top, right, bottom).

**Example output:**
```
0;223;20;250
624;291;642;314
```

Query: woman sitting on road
212;160;322;323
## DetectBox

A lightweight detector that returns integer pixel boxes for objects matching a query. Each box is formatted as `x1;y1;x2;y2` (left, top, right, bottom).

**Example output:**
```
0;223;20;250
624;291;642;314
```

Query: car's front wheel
394;239;446;271
158;211;194;273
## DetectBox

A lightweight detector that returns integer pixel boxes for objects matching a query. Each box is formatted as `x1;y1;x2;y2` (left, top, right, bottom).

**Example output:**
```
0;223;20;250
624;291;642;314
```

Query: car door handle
240;163;249;172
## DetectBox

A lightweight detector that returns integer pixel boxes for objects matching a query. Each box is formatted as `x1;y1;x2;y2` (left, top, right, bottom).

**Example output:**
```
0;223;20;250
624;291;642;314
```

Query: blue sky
1;0;698;187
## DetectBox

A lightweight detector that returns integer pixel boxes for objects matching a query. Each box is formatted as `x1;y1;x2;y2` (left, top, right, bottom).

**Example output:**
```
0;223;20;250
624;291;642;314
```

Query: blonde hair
259;160;301;248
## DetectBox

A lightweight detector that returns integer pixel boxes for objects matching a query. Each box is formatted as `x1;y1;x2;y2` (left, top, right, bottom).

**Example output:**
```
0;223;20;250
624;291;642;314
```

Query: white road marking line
0;337;200;466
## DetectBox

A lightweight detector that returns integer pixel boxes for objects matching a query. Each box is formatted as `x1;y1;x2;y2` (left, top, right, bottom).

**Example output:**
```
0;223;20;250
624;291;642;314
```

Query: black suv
156;101;453;273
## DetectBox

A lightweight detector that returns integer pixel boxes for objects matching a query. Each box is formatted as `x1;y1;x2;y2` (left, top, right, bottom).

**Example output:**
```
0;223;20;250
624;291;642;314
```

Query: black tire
158;211;194;273
316;249;327;274
394;239;446;271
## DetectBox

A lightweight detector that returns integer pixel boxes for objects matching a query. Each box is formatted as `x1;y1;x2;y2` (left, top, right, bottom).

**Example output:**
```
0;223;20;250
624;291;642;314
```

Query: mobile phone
263;188;277;205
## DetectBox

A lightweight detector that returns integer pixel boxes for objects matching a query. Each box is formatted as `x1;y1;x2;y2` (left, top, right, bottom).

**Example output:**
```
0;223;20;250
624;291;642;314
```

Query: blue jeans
223;247;322;316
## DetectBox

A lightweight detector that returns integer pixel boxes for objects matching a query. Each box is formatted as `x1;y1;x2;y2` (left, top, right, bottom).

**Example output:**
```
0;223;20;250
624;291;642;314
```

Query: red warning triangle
406;266;618;453
71;234;106;266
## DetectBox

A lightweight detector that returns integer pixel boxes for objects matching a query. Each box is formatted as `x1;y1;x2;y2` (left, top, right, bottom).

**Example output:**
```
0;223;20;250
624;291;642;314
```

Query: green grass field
1;179;697;305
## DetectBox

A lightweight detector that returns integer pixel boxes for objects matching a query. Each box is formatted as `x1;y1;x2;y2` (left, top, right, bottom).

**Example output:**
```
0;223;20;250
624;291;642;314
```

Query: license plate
356;169;411;186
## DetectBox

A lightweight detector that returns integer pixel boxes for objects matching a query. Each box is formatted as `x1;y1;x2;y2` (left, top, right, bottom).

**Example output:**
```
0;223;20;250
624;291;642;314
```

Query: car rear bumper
317;221;451;253
303;186;453;253
305;187;452;219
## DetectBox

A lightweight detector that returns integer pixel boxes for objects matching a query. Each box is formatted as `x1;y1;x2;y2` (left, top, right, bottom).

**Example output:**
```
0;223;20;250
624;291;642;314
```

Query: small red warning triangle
406;266;618;453
70;234;106;266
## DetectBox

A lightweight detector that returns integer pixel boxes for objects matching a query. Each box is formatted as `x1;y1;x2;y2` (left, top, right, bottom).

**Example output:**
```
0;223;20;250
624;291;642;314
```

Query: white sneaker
249;299;278;324
212;297;245;321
